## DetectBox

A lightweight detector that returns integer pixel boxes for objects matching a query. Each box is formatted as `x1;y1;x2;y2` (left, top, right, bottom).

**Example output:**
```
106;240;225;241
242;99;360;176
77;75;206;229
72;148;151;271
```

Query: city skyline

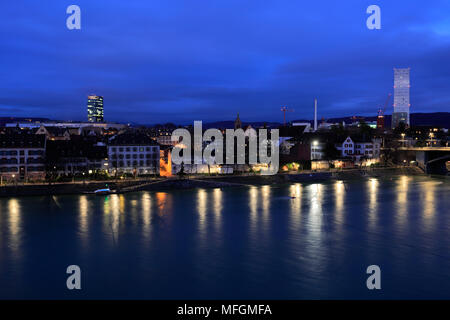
1;1;450;123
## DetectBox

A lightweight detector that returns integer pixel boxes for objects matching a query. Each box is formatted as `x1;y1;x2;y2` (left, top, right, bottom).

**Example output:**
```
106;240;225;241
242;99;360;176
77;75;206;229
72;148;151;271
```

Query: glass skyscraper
87;95;104;122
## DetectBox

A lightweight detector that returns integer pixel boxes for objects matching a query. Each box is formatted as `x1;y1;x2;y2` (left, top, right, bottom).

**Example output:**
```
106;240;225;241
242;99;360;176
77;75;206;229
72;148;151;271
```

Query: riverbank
0;166;427;197
0;179;164;197
179;166;425;187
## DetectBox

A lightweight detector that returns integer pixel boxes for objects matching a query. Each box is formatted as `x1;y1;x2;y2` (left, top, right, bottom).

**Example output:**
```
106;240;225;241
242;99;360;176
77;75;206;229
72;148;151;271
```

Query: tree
393;122;407;136
330;123;348;142
178;161;185;178
323;142;340;160
358;120;373;139
415;140;426;147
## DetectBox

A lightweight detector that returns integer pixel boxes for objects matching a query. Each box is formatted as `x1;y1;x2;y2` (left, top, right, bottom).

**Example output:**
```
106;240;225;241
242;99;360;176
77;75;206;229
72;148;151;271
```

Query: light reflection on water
289;183;302;232
7;199;21;262
0;176;449;299
395;175;409;231
422;180;437;232
141;192;152;245
367;178;378;230
78;195;89;248
212;188;223;239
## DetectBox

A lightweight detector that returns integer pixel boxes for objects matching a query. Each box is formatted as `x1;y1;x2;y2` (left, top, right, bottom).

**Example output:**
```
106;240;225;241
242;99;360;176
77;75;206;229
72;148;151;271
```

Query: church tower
234;112;242;129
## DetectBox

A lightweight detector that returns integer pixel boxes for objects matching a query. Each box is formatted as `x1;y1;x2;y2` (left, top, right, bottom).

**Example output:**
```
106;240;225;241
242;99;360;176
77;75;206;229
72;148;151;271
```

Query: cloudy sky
1;0;449;124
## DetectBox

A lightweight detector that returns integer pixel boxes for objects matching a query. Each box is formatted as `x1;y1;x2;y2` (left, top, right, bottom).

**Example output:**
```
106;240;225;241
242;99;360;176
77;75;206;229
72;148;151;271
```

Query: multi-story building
45;138;108;176
0;133;46;181
87;95;104;123
310;141;325;160
35;125;71;141
156;132;176;146
392;68;411;128
336;136;381;162
108;133;160;175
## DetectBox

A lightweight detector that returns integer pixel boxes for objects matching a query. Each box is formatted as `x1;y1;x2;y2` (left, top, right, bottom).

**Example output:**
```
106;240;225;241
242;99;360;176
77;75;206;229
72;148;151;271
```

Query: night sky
1;1;450;124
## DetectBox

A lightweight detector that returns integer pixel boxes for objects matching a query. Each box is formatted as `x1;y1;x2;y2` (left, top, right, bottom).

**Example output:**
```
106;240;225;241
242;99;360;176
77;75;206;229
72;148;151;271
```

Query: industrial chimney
314;98;318;131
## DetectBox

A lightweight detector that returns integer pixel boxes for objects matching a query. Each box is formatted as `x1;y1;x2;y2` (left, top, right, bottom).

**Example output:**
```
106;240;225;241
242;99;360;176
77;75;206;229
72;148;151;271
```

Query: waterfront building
108;133;160;175
335;136;381;162
310;141;325;160
0;133;46;181
392;68;411;128
311;160;329;170
45;138;108;175
87;95;104;123
279;125;310;155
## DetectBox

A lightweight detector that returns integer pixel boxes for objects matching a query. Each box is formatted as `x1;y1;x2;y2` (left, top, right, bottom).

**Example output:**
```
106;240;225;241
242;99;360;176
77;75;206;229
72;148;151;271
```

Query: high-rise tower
392;68;410;128
87;95;104;122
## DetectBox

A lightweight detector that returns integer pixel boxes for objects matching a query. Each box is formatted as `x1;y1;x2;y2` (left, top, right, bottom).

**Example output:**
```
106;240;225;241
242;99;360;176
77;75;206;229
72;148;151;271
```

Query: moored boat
94;188;112;195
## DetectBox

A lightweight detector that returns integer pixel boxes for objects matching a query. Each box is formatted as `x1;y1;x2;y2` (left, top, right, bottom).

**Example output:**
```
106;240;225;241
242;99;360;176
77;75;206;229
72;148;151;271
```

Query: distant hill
408;112;450;127
202;112;450;129
1;112;448;129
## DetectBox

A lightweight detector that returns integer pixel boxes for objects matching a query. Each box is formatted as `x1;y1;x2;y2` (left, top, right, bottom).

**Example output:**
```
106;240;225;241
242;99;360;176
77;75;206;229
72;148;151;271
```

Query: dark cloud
0;0;449;124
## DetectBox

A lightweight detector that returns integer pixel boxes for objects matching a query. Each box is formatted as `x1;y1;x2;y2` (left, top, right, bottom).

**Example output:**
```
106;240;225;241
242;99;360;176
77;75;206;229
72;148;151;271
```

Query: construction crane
377;93;392;129
280;106;294;126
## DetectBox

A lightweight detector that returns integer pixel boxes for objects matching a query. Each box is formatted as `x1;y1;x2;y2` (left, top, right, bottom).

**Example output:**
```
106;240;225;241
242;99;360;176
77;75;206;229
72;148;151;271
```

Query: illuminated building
310;141;325;160
87;95;104;123
392;68;411;128
108;133;160;175
45;138;108;175
0;133;46;181
335;136;381;162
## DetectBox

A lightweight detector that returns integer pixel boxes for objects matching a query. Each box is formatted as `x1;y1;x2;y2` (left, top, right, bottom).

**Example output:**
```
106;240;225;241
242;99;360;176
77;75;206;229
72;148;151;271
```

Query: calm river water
0;176;449;299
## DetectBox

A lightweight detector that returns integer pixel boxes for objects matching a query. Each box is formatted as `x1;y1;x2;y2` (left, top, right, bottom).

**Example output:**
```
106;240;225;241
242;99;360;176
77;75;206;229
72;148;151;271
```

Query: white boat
94;188;112;195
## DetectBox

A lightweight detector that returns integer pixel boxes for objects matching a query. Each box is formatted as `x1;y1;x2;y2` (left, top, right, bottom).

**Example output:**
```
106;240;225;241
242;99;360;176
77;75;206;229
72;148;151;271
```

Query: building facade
156;132;176;146
310;141;325;160
87;95;104;123
336;136;381;162
0;133;46;181
392;68;411;128
45;139;108;176
108;134;160;175
35;125;71;141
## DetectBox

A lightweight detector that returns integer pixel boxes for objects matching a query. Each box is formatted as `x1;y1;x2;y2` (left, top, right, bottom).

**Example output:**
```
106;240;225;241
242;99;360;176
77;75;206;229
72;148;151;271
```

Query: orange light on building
160;149;172;177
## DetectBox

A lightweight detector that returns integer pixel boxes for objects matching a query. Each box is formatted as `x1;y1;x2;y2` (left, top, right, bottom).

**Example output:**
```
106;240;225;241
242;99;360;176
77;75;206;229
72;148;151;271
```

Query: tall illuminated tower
87;95;104;122
392;68;410;128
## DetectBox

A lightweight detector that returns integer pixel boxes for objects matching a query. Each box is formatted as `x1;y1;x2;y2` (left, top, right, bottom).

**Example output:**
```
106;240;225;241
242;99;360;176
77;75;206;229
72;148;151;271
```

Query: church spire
234;112;242;129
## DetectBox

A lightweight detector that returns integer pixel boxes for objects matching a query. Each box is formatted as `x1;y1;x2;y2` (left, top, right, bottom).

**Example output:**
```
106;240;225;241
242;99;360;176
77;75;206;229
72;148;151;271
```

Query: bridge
397;147;450;174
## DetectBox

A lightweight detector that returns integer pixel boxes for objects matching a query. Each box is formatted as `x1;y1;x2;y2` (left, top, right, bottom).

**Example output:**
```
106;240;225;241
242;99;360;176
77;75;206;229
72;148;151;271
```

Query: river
0;175;449;299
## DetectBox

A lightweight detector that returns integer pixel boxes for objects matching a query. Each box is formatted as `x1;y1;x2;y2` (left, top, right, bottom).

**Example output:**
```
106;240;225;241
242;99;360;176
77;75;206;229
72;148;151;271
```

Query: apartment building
0;133;46;181
336;136;381;161
108;133;160;175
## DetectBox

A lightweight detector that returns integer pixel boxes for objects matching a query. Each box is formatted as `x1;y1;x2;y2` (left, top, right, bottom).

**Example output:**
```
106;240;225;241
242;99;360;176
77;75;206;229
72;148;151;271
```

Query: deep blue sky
1;1;450;124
